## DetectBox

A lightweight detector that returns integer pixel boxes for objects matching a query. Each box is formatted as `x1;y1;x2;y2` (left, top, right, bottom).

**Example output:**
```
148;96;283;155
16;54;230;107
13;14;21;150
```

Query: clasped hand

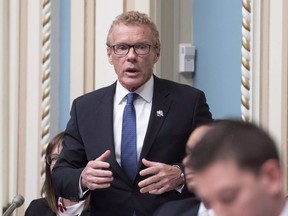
81;150;113;190
81;151;183;195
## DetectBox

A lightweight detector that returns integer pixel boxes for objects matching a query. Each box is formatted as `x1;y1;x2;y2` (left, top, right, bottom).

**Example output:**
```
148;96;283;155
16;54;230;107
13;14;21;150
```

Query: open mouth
126;68;139;73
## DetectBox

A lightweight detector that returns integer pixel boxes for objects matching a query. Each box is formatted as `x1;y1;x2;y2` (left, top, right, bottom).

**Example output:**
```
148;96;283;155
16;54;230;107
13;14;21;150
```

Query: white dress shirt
113;76;153;165
279;199;288;216
198;202;215;216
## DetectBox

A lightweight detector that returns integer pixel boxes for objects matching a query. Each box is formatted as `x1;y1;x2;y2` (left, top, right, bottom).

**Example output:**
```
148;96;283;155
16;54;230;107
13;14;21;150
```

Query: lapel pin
156;110;164;117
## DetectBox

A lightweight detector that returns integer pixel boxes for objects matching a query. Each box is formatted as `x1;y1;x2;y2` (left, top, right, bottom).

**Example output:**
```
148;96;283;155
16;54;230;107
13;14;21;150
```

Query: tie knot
126;93;137;104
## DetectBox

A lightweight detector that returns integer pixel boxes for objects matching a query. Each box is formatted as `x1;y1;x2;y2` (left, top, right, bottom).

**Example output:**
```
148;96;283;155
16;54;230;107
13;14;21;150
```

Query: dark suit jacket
24;198;90;216
52;75;212;216
153;197;201;216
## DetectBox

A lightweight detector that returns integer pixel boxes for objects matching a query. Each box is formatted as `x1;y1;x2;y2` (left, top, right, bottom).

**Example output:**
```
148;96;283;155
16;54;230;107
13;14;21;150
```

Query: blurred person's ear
260;159;282;196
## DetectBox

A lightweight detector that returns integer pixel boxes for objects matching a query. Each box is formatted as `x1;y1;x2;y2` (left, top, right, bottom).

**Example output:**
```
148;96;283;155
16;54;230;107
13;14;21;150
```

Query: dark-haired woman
25;132;90;216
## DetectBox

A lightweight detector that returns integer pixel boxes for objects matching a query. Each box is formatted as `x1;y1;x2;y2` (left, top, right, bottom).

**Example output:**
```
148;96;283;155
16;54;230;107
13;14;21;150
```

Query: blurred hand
138;158;184;195
81;150;113;190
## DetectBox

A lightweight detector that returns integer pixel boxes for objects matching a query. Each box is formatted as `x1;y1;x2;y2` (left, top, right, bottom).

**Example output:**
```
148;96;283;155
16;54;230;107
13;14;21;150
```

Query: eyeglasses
108;43;152;56
45;154;59;165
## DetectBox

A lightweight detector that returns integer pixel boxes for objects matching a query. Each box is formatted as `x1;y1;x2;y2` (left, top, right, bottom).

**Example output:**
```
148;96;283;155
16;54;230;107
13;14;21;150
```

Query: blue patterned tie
121;93;138;180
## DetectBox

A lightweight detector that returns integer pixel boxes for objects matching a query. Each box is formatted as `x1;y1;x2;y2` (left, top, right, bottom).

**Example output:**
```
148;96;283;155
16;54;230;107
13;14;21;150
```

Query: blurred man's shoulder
153;197;200;216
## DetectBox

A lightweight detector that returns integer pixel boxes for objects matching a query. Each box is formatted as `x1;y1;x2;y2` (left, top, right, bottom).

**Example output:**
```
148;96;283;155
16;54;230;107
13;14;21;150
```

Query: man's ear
153;48;160;64
260;159;282;196
107;47;113;64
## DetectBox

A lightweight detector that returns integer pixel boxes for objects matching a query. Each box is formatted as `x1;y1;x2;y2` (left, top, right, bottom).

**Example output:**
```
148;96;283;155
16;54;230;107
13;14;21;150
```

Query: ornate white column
40;0;52;185
241;0;252;122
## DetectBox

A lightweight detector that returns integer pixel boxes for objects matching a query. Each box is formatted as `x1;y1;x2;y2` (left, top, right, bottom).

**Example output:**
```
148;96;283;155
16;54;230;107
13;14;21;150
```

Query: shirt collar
198;202;215;216
198;202;208;214
115;76;154;104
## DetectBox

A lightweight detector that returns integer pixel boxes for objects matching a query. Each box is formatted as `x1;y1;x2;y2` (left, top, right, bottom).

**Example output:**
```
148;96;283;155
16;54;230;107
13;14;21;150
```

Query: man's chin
121;80;145;91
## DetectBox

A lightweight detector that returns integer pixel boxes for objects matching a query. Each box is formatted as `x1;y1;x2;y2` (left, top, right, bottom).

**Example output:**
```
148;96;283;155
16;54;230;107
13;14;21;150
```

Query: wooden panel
281;0;288;193
84;0;96;92
17;0;28;214
70;0;85;102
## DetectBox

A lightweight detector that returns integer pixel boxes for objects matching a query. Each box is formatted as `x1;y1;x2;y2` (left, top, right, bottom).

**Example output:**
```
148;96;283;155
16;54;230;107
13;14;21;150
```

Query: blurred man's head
182;124;212;192
187;120;285;216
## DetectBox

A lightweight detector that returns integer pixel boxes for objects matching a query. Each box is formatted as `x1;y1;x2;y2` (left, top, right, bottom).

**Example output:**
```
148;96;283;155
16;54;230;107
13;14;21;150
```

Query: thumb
95;150;111;162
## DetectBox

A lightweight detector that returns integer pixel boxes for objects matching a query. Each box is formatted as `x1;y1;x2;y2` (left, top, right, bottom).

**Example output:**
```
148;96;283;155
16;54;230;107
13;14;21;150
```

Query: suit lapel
93;86;115;157
138;76;172;164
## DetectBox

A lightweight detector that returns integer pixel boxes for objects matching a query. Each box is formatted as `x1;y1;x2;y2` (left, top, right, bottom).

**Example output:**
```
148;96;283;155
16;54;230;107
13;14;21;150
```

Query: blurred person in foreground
187;120;288;216
52;10;212;216
154;124;215;216
25;132;90;216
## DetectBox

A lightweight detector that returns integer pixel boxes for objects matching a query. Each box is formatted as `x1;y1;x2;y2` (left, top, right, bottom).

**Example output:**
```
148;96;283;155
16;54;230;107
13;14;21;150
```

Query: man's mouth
126;68;138;73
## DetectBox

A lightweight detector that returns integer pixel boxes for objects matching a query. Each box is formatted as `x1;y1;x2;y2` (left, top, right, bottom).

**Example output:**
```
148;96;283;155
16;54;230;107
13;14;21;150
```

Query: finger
139;181;163;193
142;158;158;167
89;150;111;169
88;182;112;190
88;160;110;169
142;182;169;195
96;176;114;184
149;189;158;194
83;172;114;190
87;176;114;185
86;179;113;190
139;166;158;176
88;169;113;178
138;175;158;188
95;150;111;162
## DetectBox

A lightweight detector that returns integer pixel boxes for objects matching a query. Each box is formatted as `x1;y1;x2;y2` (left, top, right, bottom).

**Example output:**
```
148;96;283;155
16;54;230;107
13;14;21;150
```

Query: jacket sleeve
193;90;213;127
51;100;87;202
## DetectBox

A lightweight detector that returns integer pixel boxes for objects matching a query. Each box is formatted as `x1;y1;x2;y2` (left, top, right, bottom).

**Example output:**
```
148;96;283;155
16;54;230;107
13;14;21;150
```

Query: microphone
3;195;25;216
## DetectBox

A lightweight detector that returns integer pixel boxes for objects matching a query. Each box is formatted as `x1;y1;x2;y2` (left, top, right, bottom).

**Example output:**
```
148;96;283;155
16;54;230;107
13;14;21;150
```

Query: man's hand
81;150;113;190
138;158;184;195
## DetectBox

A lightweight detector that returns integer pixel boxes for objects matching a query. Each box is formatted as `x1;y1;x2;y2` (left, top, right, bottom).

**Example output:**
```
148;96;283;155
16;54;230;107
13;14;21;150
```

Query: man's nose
126;46;137;56
182;155;188;166
126;47;137;62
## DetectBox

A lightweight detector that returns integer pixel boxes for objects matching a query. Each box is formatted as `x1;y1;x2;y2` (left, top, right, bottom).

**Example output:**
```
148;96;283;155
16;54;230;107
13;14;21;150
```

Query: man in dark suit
52;11;212;216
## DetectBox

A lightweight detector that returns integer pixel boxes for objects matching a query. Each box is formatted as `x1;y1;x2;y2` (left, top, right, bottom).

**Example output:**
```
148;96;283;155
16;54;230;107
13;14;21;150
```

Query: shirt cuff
173;165;185;193
78;176;89;199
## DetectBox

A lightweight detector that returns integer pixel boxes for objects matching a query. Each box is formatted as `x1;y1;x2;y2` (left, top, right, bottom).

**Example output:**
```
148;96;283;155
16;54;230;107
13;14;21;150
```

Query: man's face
182;126;211;192
194;160;281;216
107;24;160;92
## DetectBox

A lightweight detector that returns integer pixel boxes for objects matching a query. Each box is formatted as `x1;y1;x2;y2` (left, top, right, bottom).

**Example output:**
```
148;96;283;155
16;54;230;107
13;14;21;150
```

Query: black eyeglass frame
107;43;156;56
45;154;60;165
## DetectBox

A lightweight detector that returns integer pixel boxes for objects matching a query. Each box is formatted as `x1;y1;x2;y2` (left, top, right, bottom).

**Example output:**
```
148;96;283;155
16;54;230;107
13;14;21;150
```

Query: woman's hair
41;132;91;213
41;132;65;213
